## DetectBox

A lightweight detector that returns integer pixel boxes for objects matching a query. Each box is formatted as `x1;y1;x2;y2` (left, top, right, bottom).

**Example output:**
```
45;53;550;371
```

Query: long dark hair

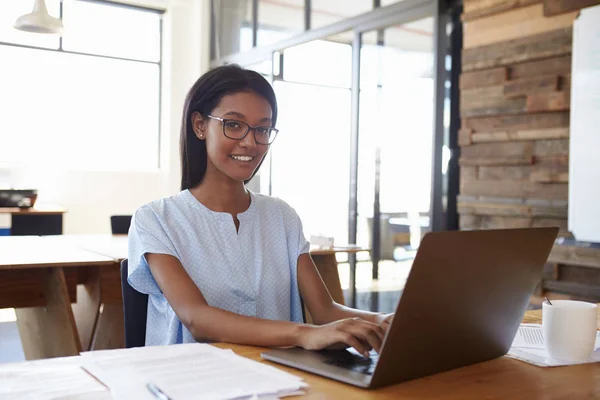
180;64;278;191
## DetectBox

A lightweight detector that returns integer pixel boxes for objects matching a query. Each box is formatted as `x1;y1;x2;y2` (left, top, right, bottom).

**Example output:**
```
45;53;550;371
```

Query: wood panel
99;263;123;303
458;199;568;218
0;268;78;309
477;165;532;180
462;0;541;21
548;245;600;269
91;303;125;351
526;91;570;112
509;55;572;80
462;28;572;71
460;127;569;145
462;141;536;158
460;179;568;200
14;268;81;360
530;164;569;182
461;85;505;102
460;214;568;231
463;4;577;49
463;112;569;133
459;0;597;299
544;0;600;16
462;93;570;117
460;67;508;90
503;75;559;98
71;268;101;352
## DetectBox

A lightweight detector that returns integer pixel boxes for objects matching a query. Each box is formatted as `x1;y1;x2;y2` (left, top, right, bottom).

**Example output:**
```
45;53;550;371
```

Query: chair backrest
120;259;148;348
111;215;132;235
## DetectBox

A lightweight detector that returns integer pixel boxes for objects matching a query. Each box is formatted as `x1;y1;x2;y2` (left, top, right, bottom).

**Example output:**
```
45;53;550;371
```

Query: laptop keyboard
322;349;379;375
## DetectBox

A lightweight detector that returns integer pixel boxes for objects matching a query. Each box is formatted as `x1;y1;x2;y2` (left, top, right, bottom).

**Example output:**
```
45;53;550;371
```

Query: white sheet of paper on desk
81;343;306;400
511;323;545;349
507;324;600;367
0;360;109;400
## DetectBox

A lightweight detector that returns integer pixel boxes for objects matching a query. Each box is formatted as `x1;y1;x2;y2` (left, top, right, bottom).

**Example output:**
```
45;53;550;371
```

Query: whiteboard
568;4;600;243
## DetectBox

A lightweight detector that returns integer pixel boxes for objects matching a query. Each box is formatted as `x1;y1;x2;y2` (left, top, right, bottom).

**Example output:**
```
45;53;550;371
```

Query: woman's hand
376;313;394;332
297;317;385;357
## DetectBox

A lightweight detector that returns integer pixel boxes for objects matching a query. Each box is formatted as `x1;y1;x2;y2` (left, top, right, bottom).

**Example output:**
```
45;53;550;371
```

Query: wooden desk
0;236;121;360
218;306;600;399
1;308;599;399
0;206;66;235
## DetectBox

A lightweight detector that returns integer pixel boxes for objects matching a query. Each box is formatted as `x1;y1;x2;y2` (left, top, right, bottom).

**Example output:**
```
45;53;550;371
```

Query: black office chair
111;215;132;235
120;259;148;348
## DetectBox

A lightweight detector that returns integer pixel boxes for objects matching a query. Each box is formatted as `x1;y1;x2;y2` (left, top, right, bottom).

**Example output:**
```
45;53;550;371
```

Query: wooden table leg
91;302;124;350
72;268;101;351
15;267;82;360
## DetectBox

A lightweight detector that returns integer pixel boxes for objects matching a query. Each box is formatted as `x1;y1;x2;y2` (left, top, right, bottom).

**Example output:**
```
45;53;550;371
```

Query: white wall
1;0;210;234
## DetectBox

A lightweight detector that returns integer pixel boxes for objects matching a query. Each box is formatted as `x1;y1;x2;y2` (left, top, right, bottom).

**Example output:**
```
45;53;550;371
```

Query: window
0;0;162;171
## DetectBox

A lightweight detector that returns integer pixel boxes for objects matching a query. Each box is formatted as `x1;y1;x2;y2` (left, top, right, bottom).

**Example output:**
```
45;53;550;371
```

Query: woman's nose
239;129;258;148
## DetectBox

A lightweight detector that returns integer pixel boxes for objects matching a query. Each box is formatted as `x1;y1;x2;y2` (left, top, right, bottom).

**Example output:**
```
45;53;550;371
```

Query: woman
128;64;393;357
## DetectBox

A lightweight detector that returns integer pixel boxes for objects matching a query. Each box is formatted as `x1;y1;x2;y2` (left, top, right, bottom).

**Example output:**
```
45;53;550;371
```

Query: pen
146;382;171;400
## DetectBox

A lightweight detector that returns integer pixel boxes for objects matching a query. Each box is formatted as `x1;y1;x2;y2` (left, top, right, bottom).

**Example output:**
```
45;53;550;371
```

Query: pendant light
14;0;64;35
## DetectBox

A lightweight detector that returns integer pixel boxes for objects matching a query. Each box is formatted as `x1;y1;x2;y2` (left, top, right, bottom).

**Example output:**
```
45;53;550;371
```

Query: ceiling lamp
14;0;64;35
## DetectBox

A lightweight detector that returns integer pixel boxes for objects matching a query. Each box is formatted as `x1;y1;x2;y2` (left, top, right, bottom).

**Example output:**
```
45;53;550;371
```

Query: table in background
0;206;66;235
0;236;119;360
309;246;370;308
2;234;366;359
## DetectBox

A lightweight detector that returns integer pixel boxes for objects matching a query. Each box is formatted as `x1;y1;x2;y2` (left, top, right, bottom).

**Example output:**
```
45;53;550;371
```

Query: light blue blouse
127;189;310;346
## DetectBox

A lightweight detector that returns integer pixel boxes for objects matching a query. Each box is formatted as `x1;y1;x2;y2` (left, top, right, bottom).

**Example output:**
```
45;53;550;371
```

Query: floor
0;259;412;364
0;309;24;363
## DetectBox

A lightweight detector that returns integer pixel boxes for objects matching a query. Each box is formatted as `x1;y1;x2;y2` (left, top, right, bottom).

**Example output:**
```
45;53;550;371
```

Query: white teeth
231;155;253;162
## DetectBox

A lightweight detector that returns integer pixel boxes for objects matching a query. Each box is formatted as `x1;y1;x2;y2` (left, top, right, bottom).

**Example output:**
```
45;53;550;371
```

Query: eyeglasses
207;115;279;145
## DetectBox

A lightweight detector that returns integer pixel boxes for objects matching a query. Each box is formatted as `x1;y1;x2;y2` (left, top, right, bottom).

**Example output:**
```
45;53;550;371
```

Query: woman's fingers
339;333;370;358
340;319;384;354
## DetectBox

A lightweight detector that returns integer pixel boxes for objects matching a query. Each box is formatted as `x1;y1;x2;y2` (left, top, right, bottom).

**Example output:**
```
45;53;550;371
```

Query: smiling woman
127;64;393;356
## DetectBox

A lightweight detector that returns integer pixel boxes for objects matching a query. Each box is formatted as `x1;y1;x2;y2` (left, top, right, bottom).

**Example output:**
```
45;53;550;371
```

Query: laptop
262;227;559;389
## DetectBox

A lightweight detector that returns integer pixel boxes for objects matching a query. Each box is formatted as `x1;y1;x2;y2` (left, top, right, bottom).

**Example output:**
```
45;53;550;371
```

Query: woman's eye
256;127;270;134
225;121;241;129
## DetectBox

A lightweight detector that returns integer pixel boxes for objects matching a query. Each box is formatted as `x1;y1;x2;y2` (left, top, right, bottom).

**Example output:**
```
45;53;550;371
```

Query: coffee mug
542;300;597;361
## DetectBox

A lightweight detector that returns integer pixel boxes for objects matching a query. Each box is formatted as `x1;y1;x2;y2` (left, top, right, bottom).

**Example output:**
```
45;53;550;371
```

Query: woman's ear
191;112;206;140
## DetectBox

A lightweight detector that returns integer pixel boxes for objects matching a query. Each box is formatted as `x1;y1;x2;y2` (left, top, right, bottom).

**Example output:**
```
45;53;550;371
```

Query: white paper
511;323;545;349
507;324;600;367
81;343;306;400
0;359;109;400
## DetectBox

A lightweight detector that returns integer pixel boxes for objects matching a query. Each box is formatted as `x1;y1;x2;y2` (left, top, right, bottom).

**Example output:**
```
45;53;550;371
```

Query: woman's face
193;91;273;183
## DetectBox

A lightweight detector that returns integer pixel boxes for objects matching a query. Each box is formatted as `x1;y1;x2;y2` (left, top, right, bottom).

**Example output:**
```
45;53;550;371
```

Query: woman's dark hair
180;64;278;190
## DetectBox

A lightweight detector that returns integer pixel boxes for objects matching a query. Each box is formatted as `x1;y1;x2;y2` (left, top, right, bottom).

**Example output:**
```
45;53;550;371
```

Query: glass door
356;18;435;289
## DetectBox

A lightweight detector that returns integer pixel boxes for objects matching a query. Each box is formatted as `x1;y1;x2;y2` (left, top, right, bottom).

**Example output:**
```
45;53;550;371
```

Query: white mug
542;300;597;361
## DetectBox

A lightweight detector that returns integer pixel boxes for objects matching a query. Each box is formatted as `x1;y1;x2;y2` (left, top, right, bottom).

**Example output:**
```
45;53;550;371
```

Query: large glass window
258;0;304;47
311;0;372;28
0;0;162;171
62;0;161;61
269;36;352;246
357;20;434;263
214;0;252;56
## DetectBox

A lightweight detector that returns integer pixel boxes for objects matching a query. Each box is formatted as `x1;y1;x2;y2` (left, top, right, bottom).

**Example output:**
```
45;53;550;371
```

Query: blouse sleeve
127;204;179;296
281;201;310;257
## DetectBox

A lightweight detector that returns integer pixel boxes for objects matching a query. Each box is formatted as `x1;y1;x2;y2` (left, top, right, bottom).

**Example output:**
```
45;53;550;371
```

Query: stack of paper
0;356;109;400
81;343;306;400
507;323;600;367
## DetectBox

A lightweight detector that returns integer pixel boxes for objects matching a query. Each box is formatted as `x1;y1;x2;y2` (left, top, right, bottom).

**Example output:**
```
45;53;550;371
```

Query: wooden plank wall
459;0;600;301
459;0;600;236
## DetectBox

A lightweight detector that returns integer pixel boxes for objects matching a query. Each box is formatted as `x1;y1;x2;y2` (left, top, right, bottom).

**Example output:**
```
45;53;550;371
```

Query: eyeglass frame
206;114;279;145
